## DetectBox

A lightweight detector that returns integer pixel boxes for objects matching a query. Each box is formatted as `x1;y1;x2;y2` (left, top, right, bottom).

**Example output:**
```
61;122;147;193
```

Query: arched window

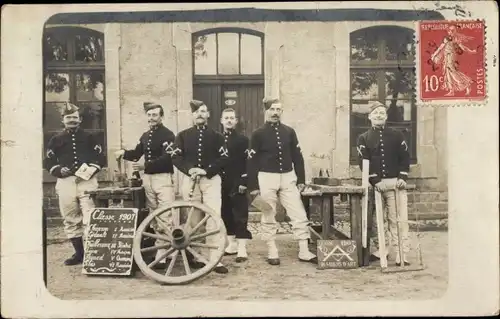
193;28;264;78
349;26;417;164
43;26;107;171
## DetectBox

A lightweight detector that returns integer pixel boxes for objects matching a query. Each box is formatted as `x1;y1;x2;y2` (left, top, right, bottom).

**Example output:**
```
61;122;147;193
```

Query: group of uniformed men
44;97;411;272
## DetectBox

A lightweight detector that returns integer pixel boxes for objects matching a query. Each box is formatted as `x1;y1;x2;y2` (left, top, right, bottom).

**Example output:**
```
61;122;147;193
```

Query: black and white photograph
1;2;499;317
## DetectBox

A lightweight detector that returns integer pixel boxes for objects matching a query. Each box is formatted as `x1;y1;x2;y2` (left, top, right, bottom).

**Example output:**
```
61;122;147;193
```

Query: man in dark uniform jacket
219;108;252;262
171;100;230;274
356;101;411;266
114;102;176;266
44;102;105;266
247;97;317;266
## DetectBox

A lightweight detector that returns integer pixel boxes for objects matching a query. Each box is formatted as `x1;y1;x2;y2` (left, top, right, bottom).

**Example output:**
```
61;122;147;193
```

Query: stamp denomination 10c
418;20;486;104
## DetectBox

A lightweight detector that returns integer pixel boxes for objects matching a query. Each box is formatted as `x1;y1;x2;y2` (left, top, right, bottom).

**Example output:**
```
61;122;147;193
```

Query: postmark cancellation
416;20;487;106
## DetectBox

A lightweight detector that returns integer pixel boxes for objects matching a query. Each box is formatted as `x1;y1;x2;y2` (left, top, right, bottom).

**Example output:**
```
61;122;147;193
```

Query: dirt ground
45;230;448;301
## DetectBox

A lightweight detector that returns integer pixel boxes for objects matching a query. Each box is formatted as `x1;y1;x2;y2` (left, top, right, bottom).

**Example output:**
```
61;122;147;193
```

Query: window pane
76;72;105;101
78;102;106;130
385;29;414;61
44;102;66;130
385;99;412;122
385;70;414;100
240;34;262;75
43;34;68;62
194;34;217;75
217;33;239;74
350;32;379;62
45;73;70;102
351;72;378;100
75;33;104;62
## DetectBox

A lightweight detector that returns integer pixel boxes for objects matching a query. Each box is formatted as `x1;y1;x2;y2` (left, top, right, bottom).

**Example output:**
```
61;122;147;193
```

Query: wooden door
193;83;264;137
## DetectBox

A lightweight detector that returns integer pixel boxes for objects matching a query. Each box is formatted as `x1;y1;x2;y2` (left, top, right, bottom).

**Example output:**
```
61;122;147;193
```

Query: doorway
193;83;264;137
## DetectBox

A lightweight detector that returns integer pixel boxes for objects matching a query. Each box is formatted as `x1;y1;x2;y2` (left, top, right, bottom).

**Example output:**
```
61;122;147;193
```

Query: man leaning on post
246;97;317;266
356;101;411;266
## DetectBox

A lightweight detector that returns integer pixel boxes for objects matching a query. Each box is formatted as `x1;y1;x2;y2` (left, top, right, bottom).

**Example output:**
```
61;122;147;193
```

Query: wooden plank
374;191;388;269
308;183;416;195
350;195;364;267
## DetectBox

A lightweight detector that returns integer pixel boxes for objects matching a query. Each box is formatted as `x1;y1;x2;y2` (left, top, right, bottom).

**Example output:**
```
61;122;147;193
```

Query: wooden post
350;195;363;266
361;159;369;248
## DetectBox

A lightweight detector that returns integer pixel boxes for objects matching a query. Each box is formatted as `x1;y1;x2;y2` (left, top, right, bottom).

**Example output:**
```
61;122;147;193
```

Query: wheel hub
171;227;190;249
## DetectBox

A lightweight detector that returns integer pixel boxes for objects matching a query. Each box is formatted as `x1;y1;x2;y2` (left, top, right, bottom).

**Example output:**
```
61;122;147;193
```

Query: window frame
349;26;417;165
43;26;107;181
192;27;265;83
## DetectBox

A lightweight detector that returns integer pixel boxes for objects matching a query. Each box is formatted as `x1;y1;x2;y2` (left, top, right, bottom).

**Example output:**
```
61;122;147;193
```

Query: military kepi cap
143;102;162;112
263;97;280;110
190;100;205;112
61;102;79;116
369;101;387;114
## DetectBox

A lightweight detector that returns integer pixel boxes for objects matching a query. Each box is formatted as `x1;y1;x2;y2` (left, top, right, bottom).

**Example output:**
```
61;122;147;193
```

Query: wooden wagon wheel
133;201;227;285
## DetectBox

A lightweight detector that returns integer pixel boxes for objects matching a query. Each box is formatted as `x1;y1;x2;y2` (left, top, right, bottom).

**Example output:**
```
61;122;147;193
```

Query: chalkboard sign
317;239;358;270
82;208;139;276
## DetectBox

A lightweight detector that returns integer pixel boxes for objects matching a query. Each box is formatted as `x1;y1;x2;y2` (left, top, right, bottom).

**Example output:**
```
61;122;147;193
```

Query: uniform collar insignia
195;124;207;130
223;129;233;136
65;127;80;134
266;121;281;128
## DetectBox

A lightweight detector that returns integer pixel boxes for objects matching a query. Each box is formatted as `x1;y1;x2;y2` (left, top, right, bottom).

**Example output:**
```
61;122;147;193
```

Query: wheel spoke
186;247;210;265
172;208;180;227
180;249;191;275
188;214;210;236
189;242;219;250
190;229;221;241
184;207;195;230
165;250;179;277
140;243;171;253
143;231;172;242
147;247;175;269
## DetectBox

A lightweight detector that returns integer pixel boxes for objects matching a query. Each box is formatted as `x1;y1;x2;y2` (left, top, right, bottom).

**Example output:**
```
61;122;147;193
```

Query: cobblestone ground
45;222;448;301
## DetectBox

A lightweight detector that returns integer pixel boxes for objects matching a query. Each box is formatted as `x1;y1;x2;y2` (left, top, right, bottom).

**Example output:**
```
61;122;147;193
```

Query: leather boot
65;237;84;266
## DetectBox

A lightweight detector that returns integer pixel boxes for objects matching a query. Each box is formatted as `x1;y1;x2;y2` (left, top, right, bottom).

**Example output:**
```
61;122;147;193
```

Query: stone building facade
42;11;448;222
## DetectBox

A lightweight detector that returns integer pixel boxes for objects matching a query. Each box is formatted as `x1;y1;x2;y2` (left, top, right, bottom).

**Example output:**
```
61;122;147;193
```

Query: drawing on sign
82;208;139;276
225;99;236;106
319;245;354;262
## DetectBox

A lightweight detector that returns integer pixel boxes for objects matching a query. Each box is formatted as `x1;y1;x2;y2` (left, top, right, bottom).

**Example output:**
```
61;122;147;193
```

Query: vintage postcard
1;1;498;318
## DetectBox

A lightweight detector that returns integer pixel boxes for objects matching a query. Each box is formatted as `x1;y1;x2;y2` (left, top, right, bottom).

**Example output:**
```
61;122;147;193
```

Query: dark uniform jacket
123;123;176;174
221;129;249;190
44;127;105;178
247;122;305;191
171;124;229;179
356;126;410;186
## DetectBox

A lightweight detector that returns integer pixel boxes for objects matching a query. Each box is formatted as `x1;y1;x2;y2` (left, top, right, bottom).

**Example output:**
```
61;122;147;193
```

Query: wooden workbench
301;183;415;267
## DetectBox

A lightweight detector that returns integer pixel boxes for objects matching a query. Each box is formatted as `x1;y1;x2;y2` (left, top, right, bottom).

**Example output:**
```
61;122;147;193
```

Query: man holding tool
171;100;230;274
114;102;176;267
356;101;411;266
44;102;105;266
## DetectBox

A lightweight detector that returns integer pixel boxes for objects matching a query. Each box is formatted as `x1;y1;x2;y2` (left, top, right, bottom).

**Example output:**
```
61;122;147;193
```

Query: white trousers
181;174;222;262
142;173;175;246
258;171;310;241
55;176;98;239
372;178;410;254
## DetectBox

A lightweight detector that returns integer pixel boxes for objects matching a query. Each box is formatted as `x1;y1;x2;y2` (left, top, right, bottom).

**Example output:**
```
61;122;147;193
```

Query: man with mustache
247;98;317;266
114;102;176;268
171;100;230;274
44;102;105;266
219;108;252;262
356;101;411;266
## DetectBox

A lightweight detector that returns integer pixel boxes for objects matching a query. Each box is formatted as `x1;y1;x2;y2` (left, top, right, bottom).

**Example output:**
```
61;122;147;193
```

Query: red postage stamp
419;20;486;102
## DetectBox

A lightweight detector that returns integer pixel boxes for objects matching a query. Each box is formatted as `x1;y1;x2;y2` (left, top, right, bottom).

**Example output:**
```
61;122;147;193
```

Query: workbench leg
350;195;365;267
322;196;332;240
